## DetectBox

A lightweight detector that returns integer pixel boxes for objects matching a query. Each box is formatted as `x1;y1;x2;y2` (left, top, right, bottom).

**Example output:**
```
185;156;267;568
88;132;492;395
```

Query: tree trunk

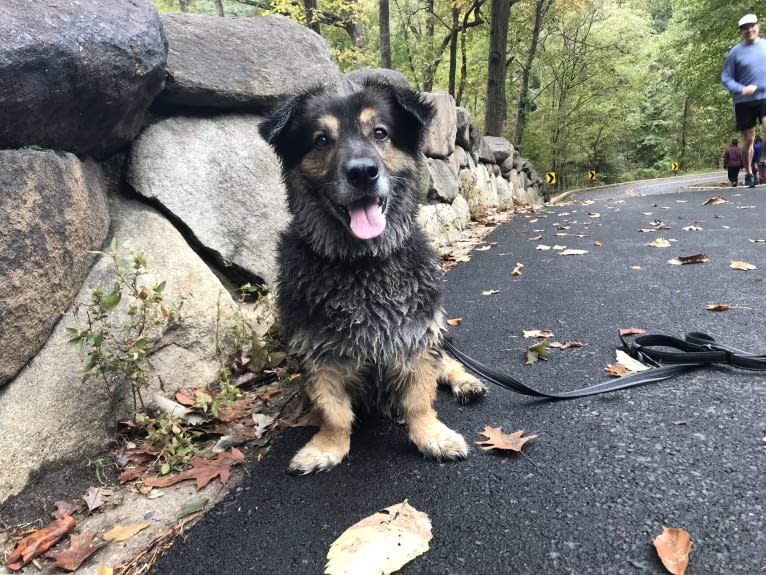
448;6;459;96
178;0;189;12
513;0;551;147
379;0;391;68
422;0;435;92
213;0;224;16
484;0;513;135
304;0;321;34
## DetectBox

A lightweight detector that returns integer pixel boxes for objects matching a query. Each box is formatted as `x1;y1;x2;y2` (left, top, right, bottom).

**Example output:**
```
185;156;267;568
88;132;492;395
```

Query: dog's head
259;79;434;259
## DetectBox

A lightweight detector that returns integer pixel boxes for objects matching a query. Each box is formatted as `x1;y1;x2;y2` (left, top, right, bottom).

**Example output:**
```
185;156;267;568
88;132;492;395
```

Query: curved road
149;174;766;575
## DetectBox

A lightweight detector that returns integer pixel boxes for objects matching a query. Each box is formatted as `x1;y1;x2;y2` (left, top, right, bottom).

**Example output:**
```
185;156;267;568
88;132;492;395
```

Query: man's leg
741;128;756;186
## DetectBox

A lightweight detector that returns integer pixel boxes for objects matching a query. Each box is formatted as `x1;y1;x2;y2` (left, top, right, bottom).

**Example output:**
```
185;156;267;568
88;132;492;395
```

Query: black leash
444;332;766;400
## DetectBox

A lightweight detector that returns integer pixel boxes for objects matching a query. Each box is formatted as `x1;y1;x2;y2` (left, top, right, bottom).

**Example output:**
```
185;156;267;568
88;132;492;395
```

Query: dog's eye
373;127;388;141
314;134;330;148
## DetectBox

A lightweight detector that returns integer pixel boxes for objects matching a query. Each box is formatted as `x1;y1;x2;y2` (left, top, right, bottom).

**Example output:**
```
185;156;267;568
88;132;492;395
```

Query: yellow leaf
523;329;554;339
646;238;671;248
511;262;524;276
97;566;114;575
730;260;756;271
102;522;151;542
325;500;432;575
653;526;692;575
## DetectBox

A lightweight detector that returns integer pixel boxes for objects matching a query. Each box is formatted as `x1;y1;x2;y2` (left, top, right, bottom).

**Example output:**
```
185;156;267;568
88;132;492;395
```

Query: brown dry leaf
668;254;709;265
653;526;692;575
730;260;757;271
325;500;432;575
475;427;538;453
703;197;728;205
481;289;500;296
6;515;77;571
528;235;543;241
619;328;646;337
82;486;112;513
549;340;585;349
446;318;462;326
706;303;729;312
102;522;151;543
46;530;106;572
593;240;603;247
143;448;245;490
605;363;629;377
511;262;524;276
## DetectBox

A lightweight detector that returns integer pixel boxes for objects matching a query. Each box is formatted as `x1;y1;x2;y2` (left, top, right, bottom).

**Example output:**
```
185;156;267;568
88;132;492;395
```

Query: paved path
150;182;766;574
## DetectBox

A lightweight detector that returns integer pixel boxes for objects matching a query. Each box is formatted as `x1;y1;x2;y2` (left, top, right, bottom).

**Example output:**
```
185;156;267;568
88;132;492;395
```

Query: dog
258;79;486;474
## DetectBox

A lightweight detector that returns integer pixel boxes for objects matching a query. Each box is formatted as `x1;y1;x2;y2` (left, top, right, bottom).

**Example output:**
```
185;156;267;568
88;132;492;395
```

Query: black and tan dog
259;79;486;474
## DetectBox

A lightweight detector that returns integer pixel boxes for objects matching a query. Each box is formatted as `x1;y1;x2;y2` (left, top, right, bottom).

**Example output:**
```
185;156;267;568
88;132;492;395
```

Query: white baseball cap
738;14;758;27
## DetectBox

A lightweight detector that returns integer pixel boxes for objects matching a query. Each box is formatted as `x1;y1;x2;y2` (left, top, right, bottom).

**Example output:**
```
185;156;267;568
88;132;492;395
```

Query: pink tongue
349;201;386;240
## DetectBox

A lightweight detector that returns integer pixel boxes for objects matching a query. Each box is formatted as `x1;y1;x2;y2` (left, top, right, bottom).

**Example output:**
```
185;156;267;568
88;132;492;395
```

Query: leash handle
445;332;766;400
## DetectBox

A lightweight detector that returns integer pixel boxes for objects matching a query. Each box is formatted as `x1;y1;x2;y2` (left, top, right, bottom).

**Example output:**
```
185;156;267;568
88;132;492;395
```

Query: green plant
134;412;197;474
68;239;182;417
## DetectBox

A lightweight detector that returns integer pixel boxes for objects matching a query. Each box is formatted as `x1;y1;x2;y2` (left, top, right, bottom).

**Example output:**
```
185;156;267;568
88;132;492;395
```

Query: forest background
153;0;752;191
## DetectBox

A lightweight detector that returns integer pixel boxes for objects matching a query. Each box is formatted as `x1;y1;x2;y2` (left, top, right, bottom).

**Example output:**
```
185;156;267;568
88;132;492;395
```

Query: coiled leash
445;332;766;399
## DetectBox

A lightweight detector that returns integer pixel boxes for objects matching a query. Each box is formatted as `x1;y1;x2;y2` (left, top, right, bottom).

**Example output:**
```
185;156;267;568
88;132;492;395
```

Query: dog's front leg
399;352;469;461
289;361;355;474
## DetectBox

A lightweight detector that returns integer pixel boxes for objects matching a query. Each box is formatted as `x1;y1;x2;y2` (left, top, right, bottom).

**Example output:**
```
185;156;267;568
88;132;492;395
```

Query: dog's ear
363;79;435;131
258;85;325;150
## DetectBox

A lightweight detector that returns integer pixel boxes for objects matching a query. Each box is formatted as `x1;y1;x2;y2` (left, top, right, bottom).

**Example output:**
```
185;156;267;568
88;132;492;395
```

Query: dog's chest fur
277;227;443;364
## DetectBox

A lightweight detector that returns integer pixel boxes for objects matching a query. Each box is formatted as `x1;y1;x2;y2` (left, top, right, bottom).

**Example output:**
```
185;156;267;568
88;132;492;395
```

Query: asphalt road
150;175;766;574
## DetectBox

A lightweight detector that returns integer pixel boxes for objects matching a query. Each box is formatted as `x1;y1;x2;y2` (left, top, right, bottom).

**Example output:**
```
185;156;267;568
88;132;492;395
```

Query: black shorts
734;99;766;131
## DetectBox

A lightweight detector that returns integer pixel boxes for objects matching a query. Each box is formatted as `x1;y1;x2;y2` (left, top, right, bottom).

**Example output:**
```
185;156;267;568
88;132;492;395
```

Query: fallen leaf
730;260;756;271
82;486;112;513
6;515;77;571
682;225;703;231
511;262;524;276
481;289;500;296
526;339;550;364
549;340;585;349
559;249;588;256
706;303;729;312
176;495;209;520
528;235;543;241
750;238;766;243
605;363;629;377
142;448;245;490
552;244;568;250
325;500;432;575
653;526;692;575
618;328;646;337
447;318;462;326
593;240;603;247
47;531;106;571
475;427;538;452
631;265;642;270
102;522;151;543
614;349;651;372
97;566;114;575
703;197;728;205
536;244;552;250
646;238;672;248
667;254;709;265
523;329;554;339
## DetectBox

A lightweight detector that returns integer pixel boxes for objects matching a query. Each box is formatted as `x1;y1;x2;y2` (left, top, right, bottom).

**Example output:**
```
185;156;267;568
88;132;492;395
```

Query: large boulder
422;92;457;159
0;150;109;387
0;0;166;159
0;196;273;503
127;114;289;288
158;14;343;107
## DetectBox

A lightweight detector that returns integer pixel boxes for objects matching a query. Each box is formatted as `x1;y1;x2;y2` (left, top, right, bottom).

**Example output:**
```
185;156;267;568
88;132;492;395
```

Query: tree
380;0;392;67
484;0;515;135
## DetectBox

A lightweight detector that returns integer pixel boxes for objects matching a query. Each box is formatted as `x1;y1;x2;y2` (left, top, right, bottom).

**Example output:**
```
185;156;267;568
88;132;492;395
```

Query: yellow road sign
545;171;557;185
587;170;597;180
671;162;679;171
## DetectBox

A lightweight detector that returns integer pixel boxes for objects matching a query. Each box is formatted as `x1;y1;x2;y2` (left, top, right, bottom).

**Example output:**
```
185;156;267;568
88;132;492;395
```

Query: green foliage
134;411;197;473
68;239;182;416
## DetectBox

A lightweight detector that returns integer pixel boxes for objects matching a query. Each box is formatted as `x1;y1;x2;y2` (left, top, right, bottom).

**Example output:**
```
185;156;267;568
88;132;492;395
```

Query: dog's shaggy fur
259;79;485;474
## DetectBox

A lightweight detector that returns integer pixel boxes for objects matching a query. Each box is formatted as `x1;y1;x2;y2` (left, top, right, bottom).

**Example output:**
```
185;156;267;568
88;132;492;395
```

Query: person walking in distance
723;138;744;186
754;135;765;183
721;13;766;188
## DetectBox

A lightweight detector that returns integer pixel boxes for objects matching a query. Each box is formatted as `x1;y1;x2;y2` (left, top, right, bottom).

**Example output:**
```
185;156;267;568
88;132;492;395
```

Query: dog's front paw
411;421;469;461
451;373;487;404
288;437;350;475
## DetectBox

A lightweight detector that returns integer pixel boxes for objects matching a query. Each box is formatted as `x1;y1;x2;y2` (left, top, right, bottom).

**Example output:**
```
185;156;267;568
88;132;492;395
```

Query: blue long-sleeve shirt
721;38;766;103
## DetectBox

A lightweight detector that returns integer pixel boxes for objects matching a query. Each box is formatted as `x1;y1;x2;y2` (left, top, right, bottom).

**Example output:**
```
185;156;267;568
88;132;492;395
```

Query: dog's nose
345;158;379;188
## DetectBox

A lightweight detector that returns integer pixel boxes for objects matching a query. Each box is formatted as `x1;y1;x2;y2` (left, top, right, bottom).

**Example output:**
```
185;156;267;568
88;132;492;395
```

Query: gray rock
455;108;471;149
426;158;460;203
422;92;457;159
0;0;166;159
0;150;109;387
484;136;514;164
159;14;342;107
127;114;288;288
